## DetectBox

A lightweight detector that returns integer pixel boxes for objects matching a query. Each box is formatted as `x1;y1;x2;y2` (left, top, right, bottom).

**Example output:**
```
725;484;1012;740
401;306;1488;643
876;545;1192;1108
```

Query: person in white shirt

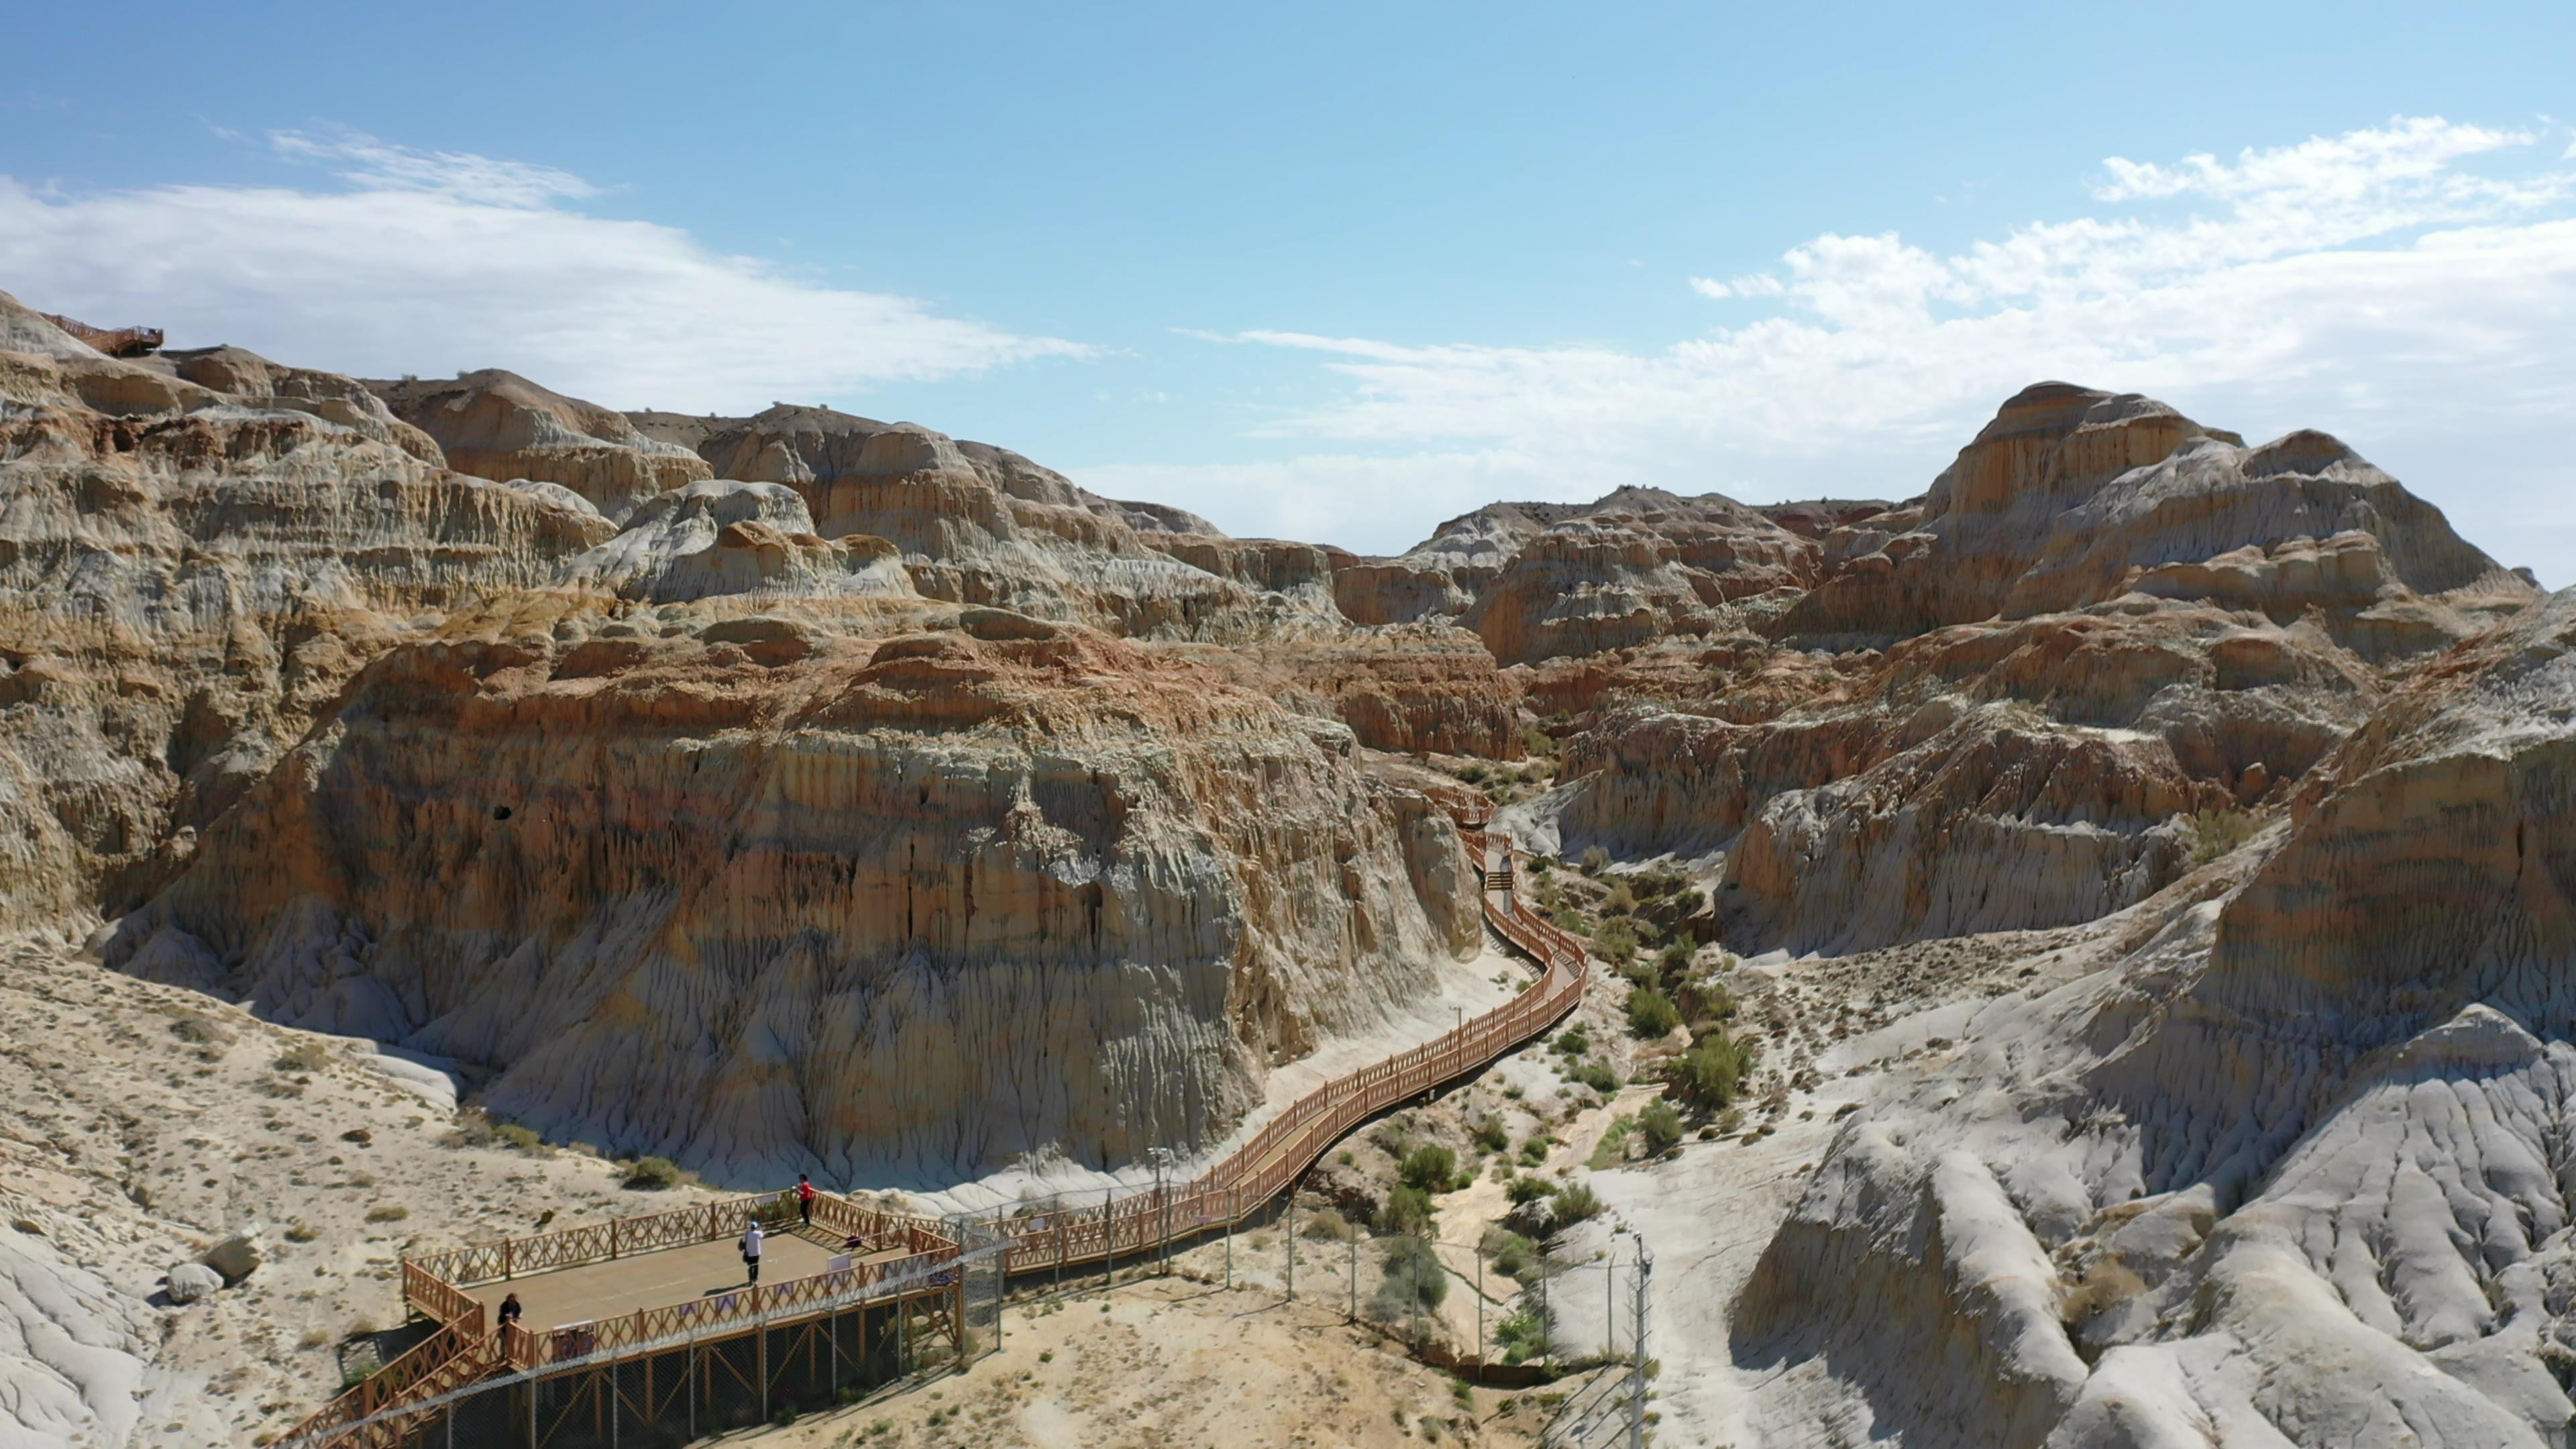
740;1223;763;1285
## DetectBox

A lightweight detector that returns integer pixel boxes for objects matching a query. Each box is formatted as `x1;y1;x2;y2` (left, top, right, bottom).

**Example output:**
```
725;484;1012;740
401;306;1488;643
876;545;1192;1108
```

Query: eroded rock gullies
0;293;615;934
100;595;1481;1183
1733;585;2576;1448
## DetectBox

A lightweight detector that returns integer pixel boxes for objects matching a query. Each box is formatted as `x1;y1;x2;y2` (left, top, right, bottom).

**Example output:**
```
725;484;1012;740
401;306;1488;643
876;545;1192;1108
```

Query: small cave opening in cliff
1081;881;1104;947
492;806;513;821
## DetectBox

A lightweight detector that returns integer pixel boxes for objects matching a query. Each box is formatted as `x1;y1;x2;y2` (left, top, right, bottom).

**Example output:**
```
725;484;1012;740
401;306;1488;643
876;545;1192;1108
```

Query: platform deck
464;1232;844;1333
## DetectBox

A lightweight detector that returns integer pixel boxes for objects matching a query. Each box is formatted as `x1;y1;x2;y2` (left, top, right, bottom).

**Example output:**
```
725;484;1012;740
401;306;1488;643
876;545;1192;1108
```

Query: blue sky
6;2;2574;580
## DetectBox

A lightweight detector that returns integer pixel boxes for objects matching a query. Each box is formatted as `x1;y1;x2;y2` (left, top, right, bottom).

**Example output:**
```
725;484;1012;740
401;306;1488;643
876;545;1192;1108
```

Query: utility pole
1538;1242;1550;1373
1348;1225;1357;1322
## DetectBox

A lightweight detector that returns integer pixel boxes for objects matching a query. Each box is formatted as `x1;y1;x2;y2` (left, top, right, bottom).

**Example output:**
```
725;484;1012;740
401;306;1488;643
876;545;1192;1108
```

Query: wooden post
758;1314;769;1423
1348;1226;1357;1322
1476;1248;1485;1381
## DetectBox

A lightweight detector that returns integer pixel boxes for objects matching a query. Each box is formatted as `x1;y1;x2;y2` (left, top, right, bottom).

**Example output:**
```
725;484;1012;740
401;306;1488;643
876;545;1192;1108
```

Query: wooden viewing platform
280;814;1590;1449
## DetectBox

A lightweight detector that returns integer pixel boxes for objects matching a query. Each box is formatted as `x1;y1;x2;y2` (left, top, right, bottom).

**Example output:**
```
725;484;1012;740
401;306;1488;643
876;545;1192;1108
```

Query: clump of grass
494;1123;543;1153
2184;806;2259;865
364;1204;408;1224
1638;1099;1685;1155
284;1222;319;1243
1302;1208;1353;1242
272;1041;331;1075
1580;847;1611;875
1627;987;1682;1038
1573;1059;1622;1095
1550;1181;1603;1228
1373;1234;1448;1319
623;1156;682;1190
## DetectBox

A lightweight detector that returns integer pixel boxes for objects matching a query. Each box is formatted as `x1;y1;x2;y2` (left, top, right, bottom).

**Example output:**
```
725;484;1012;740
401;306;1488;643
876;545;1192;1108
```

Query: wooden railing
989;826;1589;1273
275;1322;505;1449
406;1190;806;1289
498;1244;957;1371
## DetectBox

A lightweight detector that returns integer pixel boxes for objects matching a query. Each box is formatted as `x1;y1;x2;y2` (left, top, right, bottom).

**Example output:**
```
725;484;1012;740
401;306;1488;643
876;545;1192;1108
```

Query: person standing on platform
740;1222;763;1285
798;1173;816;1227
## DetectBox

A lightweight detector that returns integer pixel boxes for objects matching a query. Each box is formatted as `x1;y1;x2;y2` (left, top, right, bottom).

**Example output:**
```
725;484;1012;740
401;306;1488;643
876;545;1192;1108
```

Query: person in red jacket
797;1173;816;1227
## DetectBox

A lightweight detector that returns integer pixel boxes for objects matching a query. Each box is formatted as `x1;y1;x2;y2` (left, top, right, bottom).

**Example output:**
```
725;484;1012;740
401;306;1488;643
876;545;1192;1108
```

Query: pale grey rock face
1733;587;2576;1449
163;1263;221;1303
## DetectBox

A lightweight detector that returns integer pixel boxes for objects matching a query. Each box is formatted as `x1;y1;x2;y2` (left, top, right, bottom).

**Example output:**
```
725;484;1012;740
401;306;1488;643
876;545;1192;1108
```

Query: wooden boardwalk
280;810;1587;1449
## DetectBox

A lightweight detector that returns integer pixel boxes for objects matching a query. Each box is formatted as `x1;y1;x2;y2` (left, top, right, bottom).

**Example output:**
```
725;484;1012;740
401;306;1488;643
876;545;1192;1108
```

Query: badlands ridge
1;286;2569;1447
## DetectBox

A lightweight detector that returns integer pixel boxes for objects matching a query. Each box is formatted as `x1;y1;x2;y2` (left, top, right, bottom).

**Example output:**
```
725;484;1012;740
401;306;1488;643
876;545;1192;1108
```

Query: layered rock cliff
1733;584;2576;1448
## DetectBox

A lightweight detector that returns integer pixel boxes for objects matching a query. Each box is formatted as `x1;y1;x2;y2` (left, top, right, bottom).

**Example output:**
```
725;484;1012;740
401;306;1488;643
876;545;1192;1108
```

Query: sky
5;3;2573;581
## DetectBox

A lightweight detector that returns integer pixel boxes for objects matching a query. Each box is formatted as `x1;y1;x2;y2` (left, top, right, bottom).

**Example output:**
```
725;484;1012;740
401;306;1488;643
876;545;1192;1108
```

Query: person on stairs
740;1222;763;1285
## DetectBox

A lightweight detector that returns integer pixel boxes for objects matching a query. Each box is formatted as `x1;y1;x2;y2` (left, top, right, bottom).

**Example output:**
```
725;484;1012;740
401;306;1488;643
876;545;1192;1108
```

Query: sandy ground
0;929;739;1446
735;1272;1546;1449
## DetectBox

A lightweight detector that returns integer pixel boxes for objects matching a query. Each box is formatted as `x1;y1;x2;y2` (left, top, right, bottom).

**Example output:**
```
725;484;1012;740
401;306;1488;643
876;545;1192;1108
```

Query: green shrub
1380;1184;1434;1234
1483;1226;1536;1279
494;1123;543;1153
1679;977;1735;1024
1672;1031;1752;1111
1505;1173;1554;1205
1454;763;1489;785
364;1204;408;1223
1496;1307;1549;1363
2184;807;2259;865
1600;881;1637;916
1471;1116;1510;1154
1517;1136;1551;1168
623;1156;681;1189
1593;920;1639;966
1373;1234;1448;1317
1550;1182;1603;1228
1579;846;1611;875
1550;1028;1591;1057
1400;1144;1458;1193
1638;1099;1684;1155
1627;987;1682;1038
1574;1059;1622;1094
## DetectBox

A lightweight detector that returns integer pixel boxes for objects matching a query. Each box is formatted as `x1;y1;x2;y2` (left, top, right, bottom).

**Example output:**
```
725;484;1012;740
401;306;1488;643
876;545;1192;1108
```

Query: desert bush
1400;1144;1458;1193
495;1124;543;1153
2060;1256;2147;1326
1550;1182;1603;1228
1482;1226;1537;1279
1671;1031;1751;1111
1579;846;1611;875
1600;881;1637;916
1592;920;1639;966
1454;763;1489;785
1373;1234;1448;1318
1550;1027;1591;1057
1302;1208;1353;1242
623;1156;682;1190
1470;1116;1510;1154
1495;1307;1549;1363
2184;807;2259;865
272;1041;331;1074
1573;1059;1622;1094
1380;1184;1435;1234
364;1204;408;1224
1638;1099;1685;1155
1627;987;1682;1038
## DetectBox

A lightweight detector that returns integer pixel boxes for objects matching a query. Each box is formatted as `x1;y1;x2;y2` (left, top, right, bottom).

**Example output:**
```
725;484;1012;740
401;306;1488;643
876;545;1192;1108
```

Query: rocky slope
1729;584;2576;1448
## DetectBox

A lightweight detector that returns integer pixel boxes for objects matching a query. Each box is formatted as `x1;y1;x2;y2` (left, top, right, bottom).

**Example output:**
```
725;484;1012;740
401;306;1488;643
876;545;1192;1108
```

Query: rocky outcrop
101;597;1481;1182
633;404;1314;638
369;370;712;522
1735;586;2576;1448
0;292;614;934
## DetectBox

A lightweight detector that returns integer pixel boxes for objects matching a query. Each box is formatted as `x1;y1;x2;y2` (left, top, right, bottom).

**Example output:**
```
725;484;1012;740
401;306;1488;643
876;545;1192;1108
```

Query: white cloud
1140;118;2576;582
0;131;1087;410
